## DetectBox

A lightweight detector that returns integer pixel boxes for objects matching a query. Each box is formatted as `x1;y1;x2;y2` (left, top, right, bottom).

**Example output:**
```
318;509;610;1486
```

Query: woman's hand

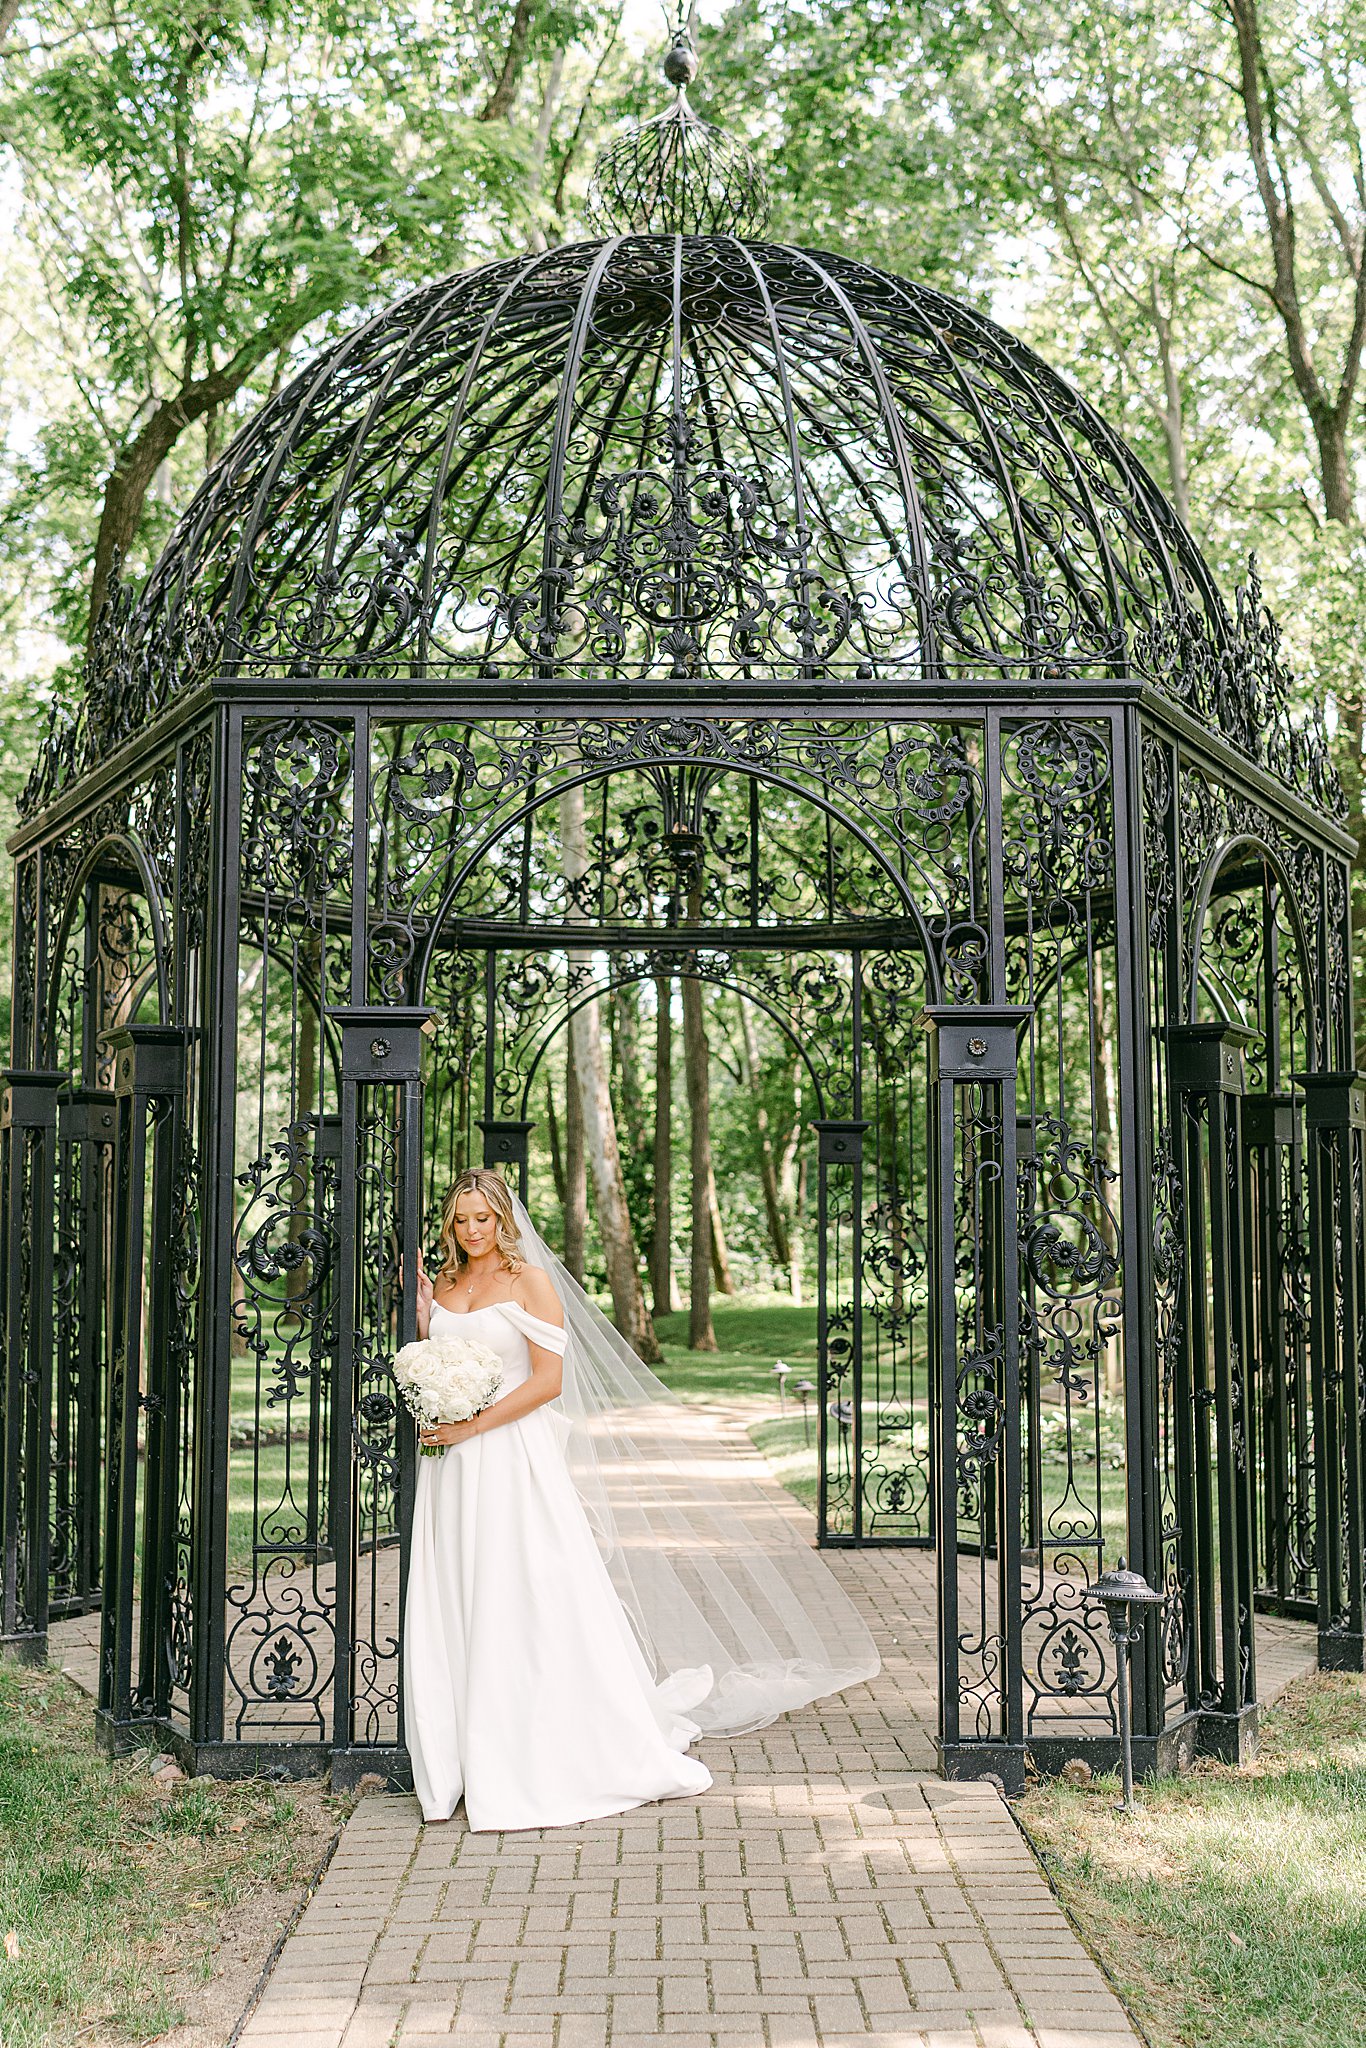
419;1417;479;1449
407;1247;435;1340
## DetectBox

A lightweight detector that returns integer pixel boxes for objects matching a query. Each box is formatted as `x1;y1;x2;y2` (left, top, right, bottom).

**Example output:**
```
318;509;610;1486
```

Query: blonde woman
403;1166;879;1835
402;1167;713;1830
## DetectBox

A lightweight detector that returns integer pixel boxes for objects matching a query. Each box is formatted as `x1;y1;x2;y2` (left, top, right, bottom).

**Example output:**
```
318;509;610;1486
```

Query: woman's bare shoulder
513;1263;563;1325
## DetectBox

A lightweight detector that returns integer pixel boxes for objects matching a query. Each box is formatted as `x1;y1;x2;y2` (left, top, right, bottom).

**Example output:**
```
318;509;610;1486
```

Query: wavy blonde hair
437;1168;525;1281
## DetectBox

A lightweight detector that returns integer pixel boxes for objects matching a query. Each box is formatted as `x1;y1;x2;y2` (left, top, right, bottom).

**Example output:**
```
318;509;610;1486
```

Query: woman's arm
421;1266;564;1446
407;1249;435;1340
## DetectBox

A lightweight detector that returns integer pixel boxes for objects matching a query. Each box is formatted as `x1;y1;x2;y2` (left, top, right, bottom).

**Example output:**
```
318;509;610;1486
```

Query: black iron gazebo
3;37;1362;1792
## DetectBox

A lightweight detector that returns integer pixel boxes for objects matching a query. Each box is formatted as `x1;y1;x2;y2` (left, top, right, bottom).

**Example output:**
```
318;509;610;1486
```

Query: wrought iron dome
26;35;1340;819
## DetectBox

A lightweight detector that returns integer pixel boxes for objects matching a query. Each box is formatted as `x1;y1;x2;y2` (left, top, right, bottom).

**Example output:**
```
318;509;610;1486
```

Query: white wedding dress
404;1297;715;1830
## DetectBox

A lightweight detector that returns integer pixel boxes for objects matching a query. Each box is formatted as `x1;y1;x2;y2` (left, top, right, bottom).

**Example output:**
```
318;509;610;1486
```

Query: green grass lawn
1018;1673;1366;2048
650;1296;821;1400
0;1657;346;2048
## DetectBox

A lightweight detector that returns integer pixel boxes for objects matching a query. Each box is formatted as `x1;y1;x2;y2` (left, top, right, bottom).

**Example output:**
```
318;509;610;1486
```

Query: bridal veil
509;1196;880;1734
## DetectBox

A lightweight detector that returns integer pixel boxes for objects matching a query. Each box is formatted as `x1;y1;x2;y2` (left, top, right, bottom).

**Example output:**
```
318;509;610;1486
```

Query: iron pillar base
936;1740;1028;1796
0;1628;47;1666
1318;1629;1365;1673
92;1709;412;1789
1025;1727;1189;1783
1195;1701;1259;1765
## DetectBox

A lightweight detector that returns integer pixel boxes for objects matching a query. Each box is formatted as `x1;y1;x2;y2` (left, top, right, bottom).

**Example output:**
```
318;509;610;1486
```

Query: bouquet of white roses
392;1334;504;1455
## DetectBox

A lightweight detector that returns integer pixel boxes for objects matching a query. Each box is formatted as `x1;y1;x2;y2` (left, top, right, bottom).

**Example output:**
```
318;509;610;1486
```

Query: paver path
245;1766;1135;2048
50;1399;1316;2047
236;1510;1149;2048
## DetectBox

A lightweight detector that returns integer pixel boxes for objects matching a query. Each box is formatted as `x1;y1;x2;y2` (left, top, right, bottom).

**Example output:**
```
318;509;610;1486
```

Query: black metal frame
3;218;1358;1790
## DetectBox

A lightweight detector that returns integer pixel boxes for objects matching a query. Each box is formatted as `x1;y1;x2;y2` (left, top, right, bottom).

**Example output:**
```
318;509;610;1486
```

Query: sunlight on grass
1018;1673;1366;2048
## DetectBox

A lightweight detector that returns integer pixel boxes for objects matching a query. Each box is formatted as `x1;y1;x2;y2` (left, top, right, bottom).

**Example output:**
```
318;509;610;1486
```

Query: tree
681;968;716;1352
649;974;676;1318
0;1;544;651
559;777;659;1361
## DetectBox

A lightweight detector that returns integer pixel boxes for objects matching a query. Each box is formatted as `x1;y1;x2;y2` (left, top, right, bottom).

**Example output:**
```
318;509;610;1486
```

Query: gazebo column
1167;1023;1259;1762
812;1118;870;1544
51;1088;118;1620
1294;1070;1366;1673
0;1068;65;1662
96;1026;186;1746
1241;1091;1311;1616
329;1006;431;1788
925;1006;1030;1791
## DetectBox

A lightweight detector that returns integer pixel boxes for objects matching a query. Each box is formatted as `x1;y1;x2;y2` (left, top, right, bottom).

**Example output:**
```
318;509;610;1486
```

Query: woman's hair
436;1168;525;1280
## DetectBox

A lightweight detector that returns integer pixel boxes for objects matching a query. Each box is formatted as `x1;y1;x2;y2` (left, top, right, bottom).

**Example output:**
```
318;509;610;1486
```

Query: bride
403;1167;879;1832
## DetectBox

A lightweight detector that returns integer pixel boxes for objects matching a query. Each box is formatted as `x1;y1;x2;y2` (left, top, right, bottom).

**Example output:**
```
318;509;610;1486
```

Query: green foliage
0;0;541;656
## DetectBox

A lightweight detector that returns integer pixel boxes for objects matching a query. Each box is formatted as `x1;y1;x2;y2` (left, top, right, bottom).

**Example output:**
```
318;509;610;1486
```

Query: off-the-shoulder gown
403;1297;714;1830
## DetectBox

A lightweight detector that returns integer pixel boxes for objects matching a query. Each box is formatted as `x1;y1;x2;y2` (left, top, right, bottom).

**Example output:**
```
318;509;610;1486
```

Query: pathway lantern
1085;1561;1166;1814
772;1359;791;1413
794;1380;816;1446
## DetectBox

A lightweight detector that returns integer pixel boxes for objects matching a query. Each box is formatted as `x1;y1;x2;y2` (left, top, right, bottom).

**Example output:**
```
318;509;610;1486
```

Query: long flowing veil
510;1195;880;1734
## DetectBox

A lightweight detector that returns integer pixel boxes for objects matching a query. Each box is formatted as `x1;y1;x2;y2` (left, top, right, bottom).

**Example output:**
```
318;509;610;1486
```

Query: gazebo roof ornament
586;27;770;238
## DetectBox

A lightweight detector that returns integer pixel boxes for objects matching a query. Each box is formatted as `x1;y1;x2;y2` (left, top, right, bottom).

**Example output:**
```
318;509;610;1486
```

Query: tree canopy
3;0;1366;968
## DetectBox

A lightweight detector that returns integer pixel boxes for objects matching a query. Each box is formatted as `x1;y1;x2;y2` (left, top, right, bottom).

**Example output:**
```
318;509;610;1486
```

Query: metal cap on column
1291;1069;1366;1131
925;1005;1032;1081
476;1119;536;1169
330;1007;435;1083
810;1120;869;1164
1;1069;67;1130
58;1087;118;1145
1165;1021;1256;1094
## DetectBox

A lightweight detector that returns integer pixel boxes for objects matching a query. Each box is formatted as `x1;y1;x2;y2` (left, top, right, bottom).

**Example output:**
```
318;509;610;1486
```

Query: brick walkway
50;1401;1318;2047
233;1511;1146;2048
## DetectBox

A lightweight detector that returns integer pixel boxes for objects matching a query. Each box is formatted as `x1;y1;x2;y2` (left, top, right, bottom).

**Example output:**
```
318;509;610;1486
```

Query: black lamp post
794;1379;815;1445
1084;1559;1165;1813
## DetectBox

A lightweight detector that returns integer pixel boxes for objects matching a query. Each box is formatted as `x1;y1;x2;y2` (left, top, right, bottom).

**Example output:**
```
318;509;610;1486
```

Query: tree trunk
546;1072;566;1209
479;0;537;121
736;996;792;1272
86;269;395;639
563;1016;587;1284
559;781;658;1360
610;980;649;1243
650;974;676;1317
573;993;661;1361
707;1164;735;1294
1150;284;1193;531
682;971;717;1350
1314;415;1357;528
779;1062;805;1304
1091;954;1122;1399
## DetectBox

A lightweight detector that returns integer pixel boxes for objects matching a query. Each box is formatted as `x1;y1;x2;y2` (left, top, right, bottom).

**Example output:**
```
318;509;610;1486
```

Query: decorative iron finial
586;29;770;238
